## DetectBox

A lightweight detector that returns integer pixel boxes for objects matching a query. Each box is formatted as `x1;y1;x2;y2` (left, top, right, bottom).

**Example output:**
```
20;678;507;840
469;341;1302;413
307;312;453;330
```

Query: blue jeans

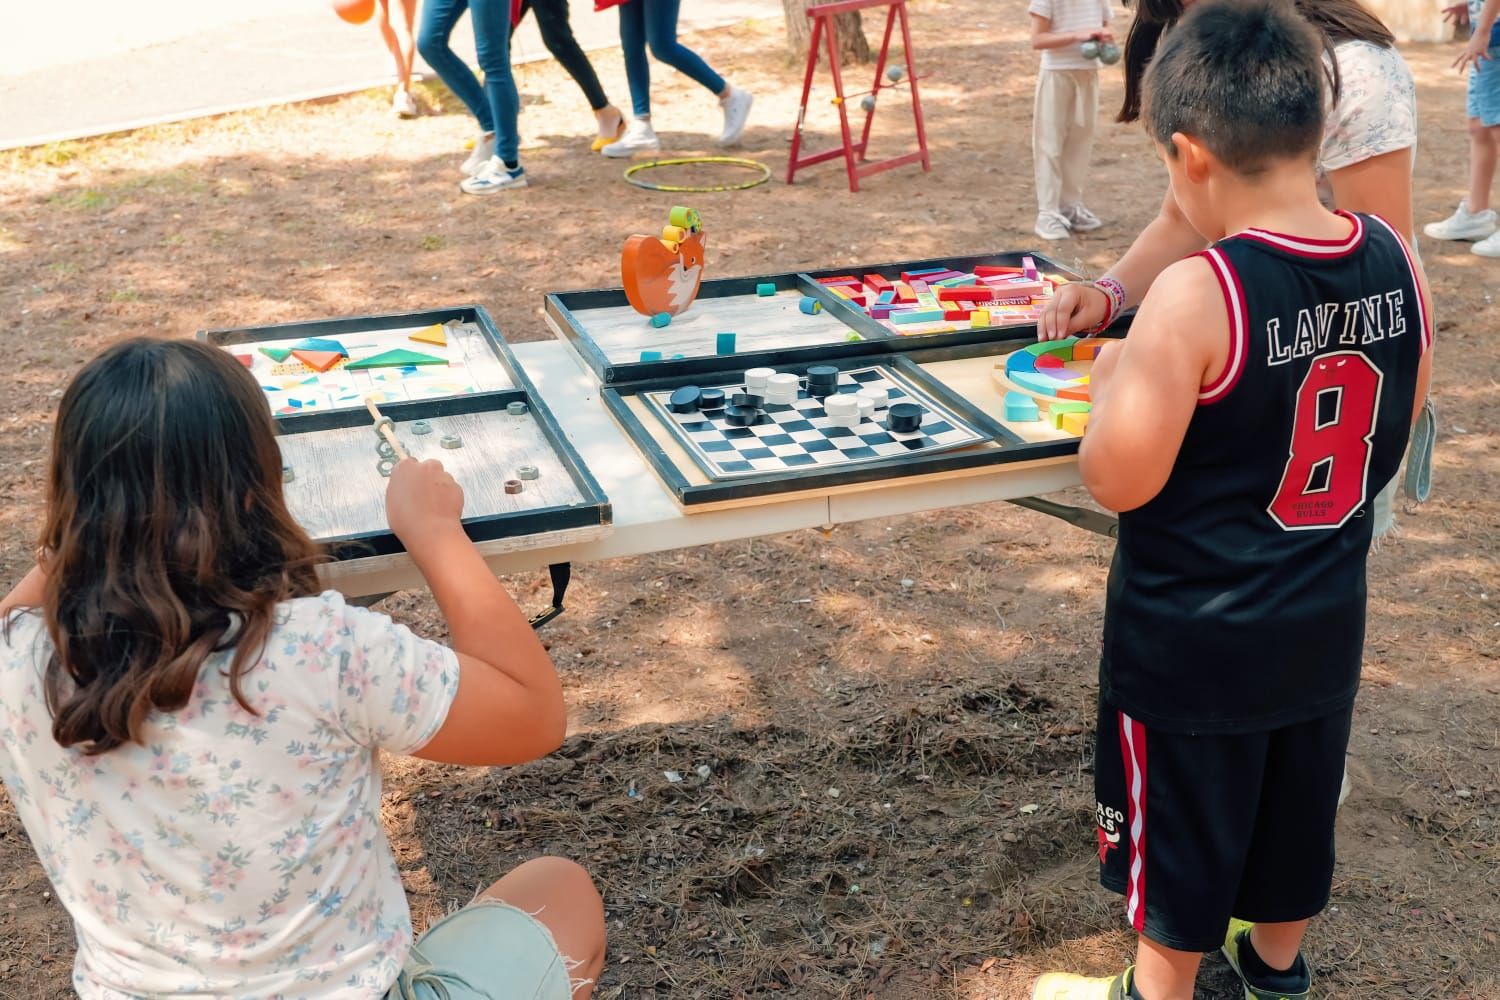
418;0;519;163
618;0;726;118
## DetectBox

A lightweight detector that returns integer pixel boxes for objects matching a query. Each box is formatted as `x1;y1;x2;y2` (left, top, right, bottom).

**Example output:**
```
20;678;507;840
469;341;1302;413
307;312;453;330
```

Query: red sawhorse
786;0;930;193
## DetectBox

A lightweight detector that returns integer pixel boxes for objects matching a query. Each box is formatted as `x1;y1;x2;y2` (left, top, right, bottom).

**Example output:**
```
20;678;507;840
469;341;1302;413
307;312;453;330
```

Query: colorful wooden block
756;282;776;297
974;265;1023;277
409;323;448;347
1073;338;1109;361
900;267;949;282
258;346;293;362
869;306;892;320
651;312;672;328
863;273;893;293
875;290;896;305
1060;411;1090;436
640;350;663;361
344;348;446;371
937;285;991;301
716;332;736;354
816;275;861;285
971;309;991;327
890;308;946;324
1049;400;1092;429
234;354;254;368
1004;391;1040;422
799;296;823;315
894;284;917;303
291;337;348;356
290;349;344;373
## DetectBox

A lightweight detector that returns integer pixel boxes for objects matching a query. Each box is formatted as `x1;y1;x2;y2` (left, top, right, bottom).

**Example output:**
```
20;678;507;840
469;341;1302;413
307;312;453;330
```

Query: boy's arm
1456;0;1500;70
1078;257;1226;512
0;565;46;619
1030;13;1104;50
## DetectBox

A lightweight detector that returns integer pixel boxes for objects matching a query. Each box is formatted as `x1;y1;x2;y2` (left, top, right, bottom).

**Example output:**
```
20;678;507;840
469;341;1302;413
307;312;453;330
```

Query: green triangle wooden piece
259;346;293;362
345;348;449;371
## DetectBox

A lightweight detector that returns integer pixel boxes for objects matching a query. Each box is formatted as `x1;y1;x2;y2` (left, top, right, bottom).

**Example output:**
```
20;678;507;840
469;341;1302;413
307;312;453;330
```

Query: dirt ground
0;2;1496;997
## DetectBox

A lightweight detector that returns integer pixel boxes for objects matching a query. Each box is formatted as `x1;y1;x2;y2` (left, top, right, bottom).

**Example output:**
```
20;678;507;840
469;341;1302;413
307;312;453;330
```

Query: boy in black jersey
1032;2;1433;1000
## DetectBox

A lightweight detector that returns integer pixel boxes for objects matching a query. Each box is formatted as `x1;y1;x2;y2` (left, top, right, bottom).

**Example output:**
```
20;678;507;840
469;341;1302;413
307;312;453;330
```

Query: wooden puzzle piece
409;323;448;347
291;349;344;373
345;348;449;371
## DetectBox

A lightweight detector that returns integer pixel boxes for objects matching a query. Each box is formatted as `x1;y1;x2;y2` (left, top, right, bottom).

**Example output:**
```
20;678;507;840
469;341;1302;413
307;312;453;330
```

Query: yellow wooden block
410;323;448;348
970;309;991;327
1060;411;1090;436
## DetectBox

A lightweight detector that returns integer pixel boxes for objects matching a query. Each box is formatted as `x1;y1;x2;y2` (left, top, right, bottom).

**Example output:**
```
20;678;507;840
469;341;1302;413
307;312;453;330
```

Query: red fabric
513;0;524;25
594;0;629;10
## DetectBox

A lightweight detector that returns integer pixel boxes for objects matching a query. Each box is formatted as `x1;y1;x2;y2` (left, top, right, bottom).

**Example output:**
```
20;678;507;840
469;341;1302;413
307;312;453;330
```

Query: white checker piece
643;364;986;481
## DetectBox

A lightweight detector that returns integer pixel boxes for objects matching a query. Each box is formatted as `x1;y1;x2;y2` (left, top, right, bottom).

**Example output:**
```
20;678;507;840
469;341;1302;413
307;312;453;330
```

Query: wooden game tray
602;353;1050;508
544;252;1084;386
800;250;1084;346
200;307;611;559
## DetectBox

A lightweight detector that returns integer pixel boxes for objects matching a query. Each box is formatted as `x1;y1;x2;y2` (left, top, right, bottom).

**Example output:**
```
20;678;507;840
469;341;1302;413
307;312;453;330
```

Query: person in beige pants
1029;0;1114;241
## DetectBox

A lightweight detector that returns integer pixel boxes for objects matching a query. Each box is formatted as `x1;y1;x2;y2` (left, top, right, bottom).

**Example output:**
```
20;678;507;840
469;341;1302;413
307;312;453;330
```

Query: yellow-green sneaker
1032;965;1133;1000
1221;920;1311;1000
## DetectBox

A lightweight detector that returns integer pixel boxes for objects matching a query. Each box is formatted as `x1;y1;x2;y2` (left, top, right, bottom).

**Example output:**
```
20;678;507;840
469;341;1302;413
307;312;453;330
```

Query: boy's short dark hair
1144;0;1325;176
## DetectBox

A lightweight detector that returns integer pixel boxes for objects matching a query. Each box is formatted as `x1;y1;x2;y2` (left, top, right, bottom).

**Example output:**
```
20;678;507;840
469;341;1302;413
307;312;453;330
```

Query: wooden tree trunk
783;0;873;65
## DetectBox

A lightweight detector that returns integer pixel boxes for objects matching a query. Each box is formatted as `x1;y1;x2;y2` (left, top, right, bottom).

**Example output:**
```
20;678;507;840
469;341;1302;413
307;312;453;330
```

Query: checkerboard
642;365;986;481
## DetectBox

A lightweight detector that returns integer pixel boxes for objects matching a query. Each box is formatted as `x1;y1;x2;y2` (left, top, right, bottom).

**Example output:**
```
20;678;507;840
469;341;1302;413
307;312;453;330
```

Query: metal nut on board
373;416;394;437
506;401;528;416
504;479;523;494
375;439;397;460
411;420;433;435
440;434;464;449
517;464;539;481
377;458;396;478
282;464;295;484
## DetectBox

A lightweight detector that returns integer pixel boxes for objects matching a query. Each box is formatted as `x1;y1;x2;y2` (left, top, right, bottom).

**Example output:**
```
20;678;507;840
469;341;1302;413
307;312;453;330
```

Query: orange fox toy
622;207;706;318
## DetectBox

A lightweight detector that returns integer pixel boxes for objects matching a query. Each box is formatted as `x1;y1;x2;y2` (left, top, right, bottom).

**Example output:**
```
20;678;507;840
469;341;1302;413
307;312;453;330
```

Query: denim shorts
1468;48;1500;127
385;901;574;1000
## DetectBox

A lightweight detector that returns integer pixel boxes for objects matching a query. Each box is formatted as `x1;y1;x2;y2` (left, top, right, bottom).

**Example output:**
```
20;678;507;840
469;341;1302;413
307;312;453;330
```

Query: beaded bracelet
1086;276;1127;334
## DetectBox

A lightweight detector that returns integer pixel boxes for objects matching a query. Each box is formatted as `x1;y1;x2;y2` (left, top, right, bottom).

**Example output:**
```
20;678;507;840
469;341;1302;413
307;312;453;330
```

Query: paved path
0;0;782;149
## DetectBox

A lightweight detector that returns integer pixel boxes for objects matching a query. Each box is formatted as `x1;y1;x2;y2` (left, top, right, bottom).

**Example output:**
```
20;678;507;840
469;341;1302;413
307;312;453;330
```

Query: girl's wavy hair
1118;0;1396;124
28;338;324;754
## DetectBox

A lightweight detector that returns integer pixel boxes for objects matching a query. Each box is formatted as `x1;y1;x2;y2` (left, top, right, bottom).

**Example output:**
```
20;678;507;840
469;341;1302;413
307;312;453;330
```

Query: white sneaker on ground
1035;211;1072;241
1472;230;1500;257
1063;204;1103;231
718;87;753;146
459;157;527;195
601;118;661;158
1423;199;1497;241
461;134;496;177
392;89;419;119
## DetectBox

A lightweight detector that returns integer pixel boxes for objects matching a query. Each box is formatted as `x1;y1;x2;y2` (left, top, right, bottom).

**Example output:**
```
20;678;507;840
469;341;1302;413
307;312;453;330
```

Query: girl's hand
1455;33;1492;72
1095;27;1116;43
1039;282;1109;341
386;458;465;549
1444;3;1472;28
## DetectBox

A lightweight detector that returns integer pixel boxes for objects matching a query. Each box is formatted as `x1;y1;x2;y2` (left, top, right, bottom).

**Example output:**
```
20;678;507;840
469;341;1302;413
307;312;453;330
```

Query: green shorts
386;900;574;1000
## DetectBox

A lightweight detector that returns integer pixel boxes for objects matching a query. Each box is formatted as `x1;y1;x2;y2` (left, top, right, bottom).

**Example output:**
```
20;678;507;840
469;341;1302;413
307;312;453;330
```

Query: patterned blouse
1321;40;1419;177
0;592;459;998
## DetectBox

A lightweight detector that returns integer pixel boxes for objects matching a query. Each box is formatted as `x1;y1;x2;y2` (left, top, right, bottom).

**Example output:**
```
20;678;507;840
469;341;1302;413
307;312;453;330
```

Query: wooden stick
364;398;410;461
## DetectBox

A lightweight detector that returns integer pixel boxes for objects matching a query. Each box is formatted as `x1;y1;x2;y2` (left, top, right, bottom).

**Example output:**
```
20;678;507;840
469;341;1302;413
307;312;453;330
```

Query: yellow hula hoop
623;156;772;193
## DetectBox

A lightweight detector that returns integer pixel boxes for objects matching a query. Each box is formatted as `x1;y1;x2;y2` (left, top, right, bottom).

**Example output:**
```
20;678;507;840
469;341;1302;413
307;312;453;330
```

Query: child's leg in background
641;0;727;98
1467;116;1499;212
468;0;521;164
418;0;494;133
377;0;418;91
480;857;607;997
1060;69;1099;214
618;0;652;117
1033;69;1073;217
529;0;612;112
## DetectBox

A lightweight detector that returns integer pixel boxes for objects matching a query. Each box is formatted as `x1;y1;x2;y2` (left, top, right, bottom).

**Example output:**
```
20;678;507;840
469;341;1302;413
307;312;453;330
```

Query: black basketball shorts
1094;698;1354;953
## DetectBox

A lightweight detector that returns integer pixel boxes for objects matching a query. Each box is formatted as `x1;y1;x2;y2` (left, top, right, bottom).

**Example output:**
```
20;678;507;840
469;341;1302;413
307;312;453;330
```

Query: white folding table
321;340;1096;599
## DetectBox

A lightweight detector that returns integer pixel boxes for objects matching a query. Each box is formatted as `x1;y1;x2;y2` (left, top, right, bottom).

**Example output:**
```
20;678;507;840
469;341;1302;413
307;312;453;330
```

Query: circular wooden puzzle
991;336;1109;437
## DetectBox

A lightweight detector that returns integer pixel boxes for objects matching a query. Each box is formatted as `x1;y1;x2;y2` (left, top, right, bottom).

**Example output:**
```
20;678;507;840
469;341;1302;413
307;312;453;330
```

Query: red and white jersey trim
1198;248;1249;404
1119;712;1148;933
1366;213;1434;354
1239;210;1366;258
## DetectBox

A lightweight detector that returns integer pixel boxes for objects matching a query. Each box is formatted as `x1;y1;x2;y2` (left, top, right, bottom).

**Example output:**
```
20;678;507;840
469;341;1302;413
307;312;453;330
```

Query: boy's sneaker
1472;230;1500;257
1036;211;1072;241
1222;920;1312;1000
1064;204;1104;231
459;158;527;195
1032;966;1133;1000
602;118;661;158
718;86;754;146
1423;199;1497;241
461;134;496;177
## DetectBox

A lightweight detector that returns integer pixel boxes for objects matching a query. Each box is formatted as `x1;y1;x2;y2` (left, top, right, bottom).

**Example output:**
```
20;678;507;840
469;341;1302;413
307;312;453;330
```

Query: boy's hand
1455;32;1491;71
1039;283;1109;340
386;458;466;548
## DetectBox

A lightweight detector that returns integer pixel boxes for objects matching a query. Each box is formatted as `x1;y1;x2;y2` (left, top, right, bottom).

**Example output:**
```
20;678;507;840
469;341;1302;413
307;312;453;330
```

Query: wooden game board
200;308;611;557
202;307;515;416
546;252;1084;387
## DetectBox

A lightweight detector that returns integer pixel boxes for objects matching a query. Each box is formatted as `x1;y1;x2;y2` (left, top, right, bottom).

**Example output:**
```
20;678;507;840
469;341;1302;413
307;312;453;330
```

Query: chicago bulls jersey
1100;212;1430;734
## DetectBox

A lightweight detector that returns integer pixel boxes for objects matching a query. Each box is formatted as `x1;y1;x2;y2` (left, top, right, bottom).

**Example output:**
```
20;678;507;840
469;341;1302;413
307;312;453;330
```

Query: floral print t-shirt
0;591;459;999
1319;41;1419;209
